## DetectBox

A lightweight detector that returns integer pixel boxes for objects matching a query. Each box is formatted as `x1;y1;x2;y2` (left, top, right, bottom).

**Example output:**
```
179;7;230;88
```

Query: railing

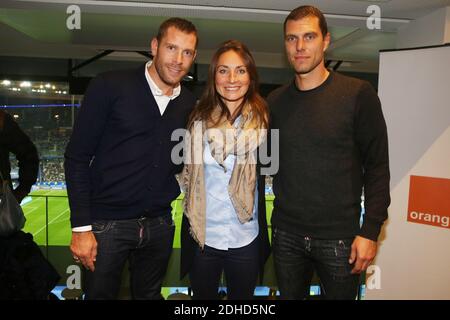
22;194;71;258
20;192;276;289
20;192;364;299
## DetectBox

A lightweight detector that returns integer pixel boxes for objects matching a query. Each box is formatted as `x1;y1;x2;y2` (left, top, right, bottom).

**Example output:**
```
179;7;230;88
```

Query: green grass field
22;189;275;247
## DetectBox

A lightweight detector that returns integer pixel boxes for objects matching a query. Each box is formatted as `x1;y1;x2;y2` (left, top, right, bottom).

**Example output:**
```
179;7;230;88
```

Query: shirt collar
145;60;181;99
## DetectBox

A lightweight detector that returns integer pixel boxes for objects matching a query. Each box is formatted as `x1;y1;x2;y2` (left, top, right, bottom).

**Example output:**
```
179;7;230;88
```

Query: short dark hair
156;17;198;47
284;5;328;38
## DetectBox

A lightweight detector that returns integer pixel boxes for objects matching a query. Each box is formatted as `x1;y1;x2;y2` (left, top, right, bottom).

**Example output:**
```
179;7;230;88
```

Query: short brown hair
157;17;198;47
284;5;328;37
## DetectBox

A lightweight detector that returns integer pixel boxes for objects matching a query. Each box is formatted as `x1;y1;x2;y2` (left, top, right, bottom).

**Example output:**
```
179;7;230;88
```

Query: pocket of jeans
333;238;353;258
159;214;175;227
92;220;114;234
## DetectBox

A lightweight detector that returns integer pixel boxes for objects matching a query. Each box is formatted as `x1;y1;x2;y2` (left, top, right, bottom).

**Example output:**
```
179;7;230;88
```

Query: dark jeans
84;214;175;300
189;237;259;300
272;227;359;300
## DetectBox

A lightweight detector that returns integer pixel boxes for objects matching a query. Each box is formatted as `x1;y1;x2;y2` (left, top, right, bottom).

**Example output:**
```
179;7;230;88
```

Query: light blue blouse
203;140;259;250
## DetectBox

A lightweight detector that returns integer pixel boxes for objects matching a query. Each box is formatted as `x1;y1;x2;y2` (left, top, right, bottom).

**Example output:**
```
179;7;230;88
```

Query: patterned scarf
180;104;266;248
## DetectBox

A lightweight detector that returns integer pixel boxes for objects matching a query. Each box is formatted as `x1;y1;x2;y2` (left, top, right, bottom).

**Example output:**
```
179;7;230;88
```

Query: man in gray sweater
268;5;390;299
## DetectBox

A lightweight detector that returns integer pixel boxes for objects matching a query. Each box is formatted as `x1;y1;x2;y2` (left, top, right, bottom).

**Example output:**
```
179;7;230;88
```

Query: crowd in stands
40;158;65;183
7;108;275;190
6;107;71;184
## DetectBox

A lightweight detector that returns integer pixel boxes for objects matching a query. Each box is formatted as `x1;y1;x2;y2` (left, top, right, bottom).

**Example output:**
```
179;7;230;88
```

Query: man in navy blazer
65;17;198;300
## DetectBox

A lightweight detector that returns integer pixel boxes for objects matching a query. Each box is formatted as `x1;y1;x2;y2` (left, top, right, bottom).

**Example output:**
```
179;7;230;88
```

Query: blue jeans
189;237;259;300
272;227;359;300
84;214;175;300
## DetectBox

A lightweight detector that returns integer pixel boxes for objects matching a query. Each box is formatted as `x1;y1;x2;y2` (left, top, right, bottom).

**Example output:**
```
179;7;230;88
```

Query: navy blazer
65;65;196;227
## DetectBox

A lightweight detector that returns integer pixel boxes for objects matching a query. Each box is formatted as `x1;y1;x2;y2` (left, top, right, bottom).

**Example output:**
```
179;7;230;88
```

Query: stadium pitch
22;189;274;247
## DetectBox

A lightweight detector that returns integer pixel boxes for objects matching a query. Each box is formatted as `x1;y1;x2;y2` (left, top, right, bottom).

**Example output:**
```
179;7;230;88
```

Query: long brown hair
188;40;268;129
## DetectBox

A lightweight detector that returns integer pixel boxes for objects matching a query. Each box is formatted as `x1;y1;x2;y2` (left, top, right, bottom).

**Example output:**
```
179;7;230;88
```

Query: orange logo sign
407;175;450;229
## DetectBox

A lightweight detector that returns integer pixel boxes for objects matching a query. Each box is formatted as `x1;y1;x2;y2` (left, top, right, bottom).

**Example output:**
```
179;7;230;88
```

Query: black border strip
380;43;450;53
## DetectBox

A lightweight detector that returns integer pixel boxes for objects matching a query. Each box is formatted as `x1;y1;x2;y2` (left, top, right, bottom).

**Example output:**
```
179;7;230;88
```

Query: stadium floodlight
20;81;31;88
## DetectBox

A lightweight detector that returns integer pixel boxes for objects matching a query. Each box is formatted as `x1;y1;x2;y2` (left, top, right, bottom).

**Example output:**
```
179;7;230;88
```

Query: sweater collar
290;70;334;94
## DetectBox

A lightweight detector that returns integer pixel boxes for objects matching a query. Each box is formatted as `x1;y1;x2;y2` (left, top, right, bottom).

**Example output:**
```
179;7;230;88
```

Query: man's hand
70;231;97;272
349;236;377;274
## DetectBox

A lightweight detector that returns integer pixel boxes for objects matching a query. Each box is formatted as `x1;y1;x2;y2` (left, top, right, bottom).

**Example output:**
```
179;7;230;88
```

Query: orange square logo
407;175;450;229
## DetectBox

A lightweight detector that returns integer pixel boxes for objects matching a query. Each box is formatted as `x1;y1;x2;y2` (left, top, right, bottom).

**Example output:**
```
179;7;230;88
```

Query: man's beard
154;58;185;87
293;57;323;75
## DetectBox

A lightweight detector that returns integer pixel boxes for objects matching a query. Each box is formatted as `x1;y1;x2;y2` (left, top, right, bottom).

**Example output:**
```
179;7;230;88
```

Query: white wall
397;7;449;48
365;45;450;300
445;7;450;43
